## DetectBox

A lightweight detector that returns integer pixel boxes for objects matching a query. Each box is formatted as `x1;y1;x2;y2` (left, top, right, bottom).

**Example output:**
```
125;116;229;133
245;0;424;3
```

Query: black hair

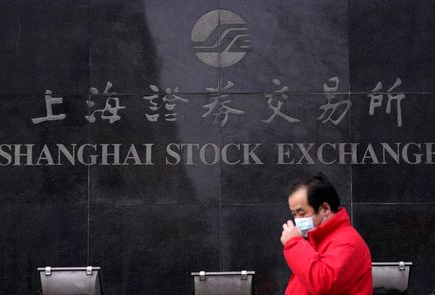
289;173;340;213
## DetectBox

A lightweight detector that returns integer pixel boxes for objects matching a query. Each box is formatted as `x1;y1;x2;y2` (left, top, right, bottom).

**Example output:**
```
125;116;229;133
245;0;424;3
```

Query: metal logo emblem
191;9;250;68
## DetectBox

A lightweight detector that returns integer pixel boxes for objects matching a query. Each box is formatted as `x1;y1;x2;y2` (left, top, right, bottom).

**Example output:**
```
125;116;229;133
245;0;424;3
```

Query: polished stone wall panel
0;204;88;295
91;0;220;94
219;94;352;204
0;94;89;204
354;204;435;294
351;93;435;203
87;94;221;205
89;204;220;295
220;205;290;295
90;0;159;93
349;0;435;92
0;0;90;95
143;0;220;94
219;0;349;93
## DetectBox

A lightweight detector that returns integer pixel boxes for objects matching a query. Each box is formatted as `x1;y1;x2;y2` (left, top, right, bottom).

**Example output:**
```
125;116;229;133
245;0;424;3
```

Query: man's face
288;187;324;228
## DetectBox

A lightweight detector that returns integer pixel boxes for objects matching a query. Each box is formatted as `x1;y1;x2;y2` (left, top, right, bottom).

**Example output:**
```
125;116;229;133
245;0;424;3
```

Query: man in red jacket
280;175;372;295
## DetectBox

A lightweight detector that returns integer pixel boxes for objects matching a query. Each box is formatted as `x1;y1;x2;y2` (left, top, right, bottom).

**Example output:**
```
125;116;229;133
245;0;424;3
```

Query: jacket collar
308;207;350;244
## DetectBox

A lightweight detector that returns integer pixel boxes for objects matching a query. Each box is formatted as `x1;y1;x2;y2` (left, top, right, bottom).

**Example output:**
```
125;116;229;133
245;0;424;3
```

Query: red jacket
283;208;372;295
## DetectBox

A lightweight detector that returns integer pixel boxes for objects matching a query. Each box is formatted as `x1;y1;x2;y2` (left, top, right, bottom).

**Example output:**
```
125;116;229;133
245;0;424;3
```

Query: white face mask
294;216;315;236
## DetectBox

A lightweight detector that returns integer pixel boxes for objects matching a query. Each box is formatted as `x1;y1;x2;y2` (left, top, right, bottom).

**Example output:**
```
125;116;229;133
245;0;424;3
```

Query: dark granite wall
0;0;434;294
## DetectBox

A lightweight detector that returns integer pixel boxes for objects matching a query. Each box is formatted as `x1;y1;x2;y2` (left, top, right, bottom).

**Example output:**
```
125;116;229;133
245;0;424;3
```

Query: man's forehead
288;187;309;210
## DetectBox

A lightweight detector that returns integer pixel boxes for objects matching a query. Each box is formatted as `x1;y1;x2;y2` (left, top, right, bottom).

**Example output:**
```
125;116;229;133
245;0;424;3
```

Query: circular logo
191;9;250;68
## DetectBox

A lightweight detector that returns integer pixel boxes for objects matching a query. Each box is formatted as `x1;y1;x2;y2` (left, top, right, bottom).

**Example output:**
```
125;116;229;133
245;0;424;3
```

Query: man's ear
321;202;332;216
